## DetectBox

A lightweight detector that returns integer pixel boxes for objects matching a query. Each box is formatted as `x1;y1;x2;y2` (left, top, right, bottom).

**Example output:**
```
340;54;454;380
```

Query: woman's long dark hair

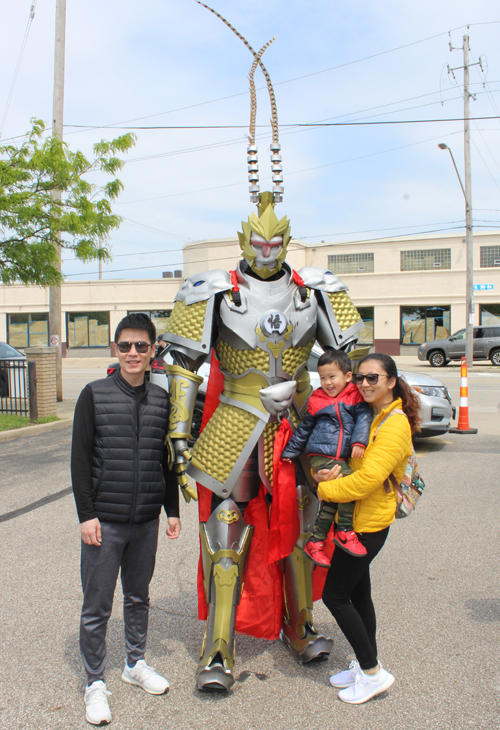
357;353;422;434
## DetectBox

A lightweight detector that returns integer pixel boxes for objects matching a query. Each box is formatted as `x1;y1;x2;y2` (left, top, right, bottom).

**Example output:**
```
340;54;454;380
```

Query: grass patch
0;414;61;431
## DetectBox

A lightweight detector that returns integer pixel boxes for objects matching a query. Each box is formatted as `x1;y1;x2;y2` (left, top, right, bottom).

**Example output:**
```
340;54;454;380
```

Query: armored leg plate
281;483;333;664
280;625;333;664
197;499;254;692
196;652;235;692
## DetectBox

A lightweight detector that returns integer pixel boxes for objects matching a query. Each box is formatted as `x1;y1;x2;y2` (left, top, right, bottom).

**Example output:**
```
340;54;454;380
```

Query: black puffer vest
89;372;169;523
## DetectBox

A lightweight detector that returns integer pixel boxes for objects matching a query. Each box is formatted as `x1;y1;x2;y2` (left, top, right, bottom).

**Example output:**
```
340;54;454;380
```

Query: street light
438;142;474;368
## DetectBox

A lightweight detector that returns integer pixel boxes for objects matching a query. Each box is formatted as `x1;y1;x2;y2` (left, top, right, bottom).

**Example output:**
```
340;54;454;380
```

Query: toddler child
281;348;372;566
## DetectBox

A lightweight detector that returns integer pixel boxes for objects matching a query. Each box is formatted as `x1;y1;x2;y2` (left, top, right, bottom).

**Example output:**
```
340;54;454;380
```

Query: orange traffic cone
449;357;478;434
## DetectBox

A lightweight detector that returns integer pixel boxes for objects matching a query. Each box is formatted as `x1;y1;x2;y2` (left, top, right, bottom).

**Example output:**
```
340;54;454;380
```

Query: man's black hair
114;313;156;345
317;348;352;375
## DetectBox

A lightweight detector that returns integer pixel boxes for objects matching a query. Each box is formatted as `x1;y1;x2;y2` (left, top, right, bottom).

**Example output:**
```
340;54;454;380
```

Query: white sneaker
84;681;112;725
338;664;394;704
121;659;170;695
329;660;360;688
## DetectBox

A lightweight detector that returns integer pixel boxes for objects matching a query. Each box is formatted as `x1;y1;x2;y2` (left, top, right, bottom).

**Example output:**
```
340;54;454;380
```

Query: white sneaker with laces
121;659;170;695
84;681;112;725
337;663;394;704
329;660;360;688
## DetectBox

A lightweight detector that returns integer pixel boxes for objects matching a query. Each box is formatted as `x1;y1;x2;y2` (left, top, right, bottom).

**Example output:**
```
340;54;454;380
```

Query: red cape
196;350;332;640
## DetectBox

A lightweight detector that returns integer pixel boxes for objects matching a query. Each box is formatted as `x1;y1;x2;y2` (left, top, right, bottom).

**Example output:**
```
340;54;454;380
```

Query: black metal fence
0;360;37;420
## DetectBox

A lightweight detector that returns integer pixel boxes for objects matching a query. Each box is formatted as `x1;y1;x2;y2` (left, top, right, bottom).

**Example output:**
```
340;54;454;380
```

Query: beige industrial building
1;230;499;356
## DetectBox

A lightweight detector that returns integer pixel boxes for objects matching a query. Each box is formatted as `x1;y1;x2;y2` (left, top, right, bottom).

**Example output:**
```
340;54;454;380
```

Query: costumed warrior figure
162;2;368;692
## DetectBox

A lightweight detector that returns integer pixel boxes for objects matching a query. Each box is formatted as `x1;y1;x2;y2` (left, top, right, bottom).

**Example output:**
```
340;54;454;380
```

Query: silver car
399;371;455;438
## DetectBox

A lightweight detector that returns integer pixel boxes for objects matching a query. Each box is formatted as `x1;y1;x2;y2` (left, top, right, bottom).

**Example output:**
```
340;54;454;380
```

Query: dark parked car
418;325;500;366
0;342;27;397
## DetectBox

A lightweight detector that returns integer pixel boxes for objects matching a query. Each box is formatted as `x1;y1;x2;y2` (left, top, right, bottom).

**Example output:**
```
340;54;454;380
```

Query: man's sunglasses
353;373;388;385
116;341;152;354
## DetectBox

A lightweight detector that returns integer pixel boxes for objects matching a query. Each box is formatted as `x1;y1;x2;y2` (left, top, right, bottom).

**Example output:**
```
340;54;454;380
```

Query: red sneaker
304;540;331;568
333;530;367;557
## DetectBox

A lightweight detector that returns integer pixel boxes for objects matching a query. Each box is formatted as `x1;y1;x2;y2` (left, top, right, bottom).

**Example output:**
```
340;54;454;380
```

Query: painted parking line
0;487;72;523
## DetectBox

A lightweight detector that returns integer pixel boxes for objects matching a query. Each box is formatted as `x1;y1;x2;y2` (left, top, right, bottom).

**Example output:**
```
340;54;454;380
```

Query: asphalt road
1;426;499;730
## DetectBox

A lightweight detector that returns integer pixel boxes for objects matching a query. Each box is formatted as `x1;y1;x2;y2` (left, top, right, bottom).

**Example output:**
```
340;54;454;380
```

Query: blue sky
1;0;499;280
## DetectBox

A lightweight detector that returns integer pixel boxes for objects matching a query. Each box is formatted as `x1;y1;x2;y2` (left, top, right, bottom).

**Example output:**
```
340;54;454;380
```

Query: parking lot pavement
1;429;499;730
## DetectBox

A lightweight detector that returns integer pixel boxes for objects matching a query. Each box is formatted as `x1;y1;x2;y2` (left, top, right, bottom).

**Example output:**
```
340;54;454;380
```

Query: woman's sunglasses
116;341;152;354
353;373;388;385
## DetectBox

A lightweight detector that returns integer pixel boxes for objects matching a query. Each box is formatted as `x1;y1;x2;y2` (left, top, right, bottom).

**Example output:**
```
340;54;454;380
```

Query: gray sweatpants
79;518;160;684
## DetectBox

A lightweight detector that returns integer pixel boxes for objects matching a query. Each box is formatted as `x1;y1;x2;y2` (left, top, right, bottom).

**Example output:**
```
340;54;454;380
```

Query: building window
480;303;500;325
480;245;500;268
327;253;374;274
401;306;451;345
67;312;110;348
7;313;49;348
400;249;451;271
357;306;374;344
128;310;171;337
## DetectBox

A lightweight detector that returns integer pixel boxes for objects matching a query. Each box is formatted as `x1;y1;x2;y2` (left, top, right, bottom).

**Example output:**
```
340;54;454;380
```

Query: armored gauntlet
164;363;204;502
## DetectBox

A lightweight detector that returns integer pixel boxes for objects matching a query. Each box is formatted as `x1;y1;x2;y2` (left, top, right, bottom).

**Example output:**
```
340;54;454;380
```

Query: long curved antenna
195;0;283;203
248;38;276;145
247;39;276;202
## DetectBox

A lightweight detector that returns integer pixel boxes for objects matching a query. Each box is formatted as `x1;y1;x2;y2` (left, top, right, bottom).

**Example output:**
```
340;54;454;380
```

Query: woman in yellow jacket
314;353;421;705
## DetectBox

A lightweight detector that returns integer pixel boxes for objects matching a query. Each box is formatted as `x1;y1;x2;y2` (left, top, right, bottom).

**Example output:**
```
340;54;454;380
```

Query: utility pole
445;33;480;368
49;0;66;401
463;34;474;369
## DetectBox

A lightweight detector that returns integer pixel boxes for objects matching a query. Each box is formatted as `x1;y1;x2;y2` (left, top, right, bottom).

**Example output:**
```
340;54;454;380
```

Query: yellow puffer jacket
317;398;412;533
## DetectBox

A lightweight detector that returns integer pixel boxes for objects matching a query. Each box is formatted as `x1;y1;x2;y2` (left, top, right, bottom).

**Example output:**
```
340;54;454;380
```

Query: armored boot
280;484;333;663
196;499;254;691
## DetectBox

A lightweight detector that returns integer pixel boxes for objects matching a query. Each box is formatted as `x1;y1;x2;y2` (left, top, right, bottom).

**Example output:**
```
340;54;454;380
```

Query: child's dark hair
317;348;352;375
357;353;422;434
114;313;156;345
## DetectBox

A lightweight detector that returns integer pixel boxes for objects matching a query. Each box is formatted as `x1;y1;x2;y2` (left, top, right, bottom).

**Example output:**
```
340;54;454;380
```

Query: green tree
0;119;136;286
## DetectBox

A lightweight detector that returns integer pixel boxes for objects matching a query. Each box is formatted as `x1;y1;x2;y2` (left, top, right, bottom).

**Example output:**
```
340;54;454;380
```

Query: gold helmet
238;192;291;278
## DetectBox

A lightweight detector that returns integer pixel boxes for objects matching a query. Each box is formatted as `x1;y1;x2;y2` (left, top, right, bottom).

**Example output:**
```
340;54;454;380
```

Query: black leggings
322;527;389;670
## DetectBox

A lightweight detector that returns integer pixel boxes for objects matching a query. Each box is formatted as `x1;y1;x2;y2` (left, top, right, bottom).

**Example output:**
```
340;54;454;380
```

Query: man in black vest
71;313;180;726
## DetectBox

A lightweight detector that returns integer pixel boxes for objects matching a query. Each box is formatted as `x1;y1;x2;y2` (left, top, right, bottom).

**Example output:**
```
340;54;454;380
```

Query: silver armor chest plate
218;264;318;381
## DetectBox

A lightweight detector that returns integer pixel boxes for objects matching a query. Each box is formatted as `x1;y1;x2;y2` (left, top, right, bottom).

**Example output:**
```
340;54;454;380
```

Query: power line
122;217;190;242
65;115;500;131
0;1;38;138
298;221;467;240
471;137;500;193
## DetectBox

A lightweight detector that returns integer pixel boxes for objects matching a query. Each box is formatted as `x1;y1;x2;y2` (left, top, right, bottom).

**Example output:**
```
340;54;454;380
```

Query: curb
0;416;74;443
